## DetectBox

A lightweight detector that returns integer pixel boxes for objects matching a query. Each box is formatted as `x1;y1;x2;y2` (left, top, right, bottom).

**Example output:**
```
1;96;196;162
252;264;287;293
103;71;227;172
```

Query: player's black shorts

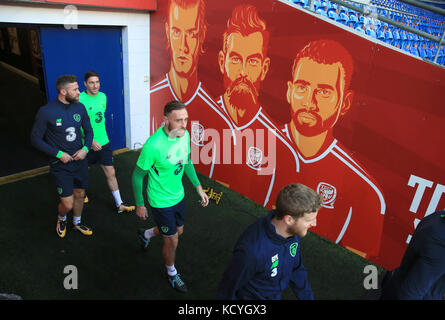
87;143;113;166
149;198;186;237
50;159;89;197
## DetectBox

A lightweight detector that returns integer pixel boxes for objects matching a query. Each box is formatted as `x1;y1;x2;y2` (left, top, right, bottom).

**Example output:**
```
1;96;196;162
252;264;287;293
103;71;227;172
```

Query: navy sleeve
81;107;93;150
398;235;445;299
289;249;314;300
216;247;256;300
30;107;59;157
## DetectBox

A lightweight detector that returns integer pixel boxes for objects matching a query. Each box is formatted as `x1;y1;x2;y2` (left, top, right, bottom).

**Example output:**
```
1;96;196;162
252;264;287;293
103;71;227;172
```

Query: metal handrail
396;0;445;17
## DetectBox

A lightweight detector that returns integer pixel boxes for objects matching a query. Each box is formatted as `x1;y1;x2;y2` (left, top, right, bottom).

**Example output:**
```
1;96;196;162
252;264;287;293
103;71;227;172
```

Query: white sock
58;215;67;222
73;216;81;226
166;264;177;277
112;190;123;207
144;227;156;239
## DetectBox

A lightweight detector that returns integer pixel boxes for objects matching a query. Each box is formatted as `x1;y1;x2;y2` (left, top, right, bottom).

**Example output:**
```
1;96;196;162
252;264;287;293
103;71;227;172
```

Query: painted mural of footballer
211;4;299;208
278;39;386;259
149;0;228;178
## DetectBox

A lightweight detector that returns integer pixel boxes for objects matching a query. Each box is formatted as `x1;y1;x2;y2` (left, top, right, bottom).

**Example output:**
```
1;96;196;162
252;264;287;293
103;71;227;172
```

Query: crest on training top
289;242;298;257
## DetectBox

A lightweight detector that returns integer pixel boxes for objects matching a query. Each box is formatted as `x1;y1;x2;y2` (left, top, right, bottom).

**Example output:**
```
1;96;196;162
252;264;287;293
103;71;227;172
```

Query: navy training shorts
50;158;89;197
149;198;186;237
87;143;113;167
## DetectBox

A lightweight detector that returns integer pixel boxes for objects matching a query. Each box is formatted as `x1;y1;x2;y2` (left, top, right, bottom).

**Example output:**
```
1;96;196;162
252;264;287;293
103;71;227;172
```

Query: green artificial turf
0;151;384;300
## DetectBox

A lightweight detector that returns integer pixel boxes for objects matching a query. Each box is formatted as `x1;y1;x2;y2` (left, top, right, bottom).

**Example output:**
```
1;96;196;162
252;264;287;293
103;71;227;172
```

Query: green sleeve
184;155;200;188
132;165;148;206
137;140;156;171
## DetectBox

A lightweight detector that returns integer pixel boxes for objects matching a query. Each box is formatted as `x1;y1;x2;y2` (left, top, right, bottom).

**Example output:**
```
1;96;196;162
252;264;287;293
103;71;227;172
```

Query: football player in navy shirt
381;210;445;300
217;183;322;300
31;75;93;238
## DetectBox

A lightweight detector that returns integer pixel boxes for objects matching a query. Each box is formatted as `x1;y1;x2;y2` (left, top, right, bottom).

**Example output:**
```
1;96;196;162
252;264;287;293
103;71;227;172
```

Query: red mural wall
149;0;445;270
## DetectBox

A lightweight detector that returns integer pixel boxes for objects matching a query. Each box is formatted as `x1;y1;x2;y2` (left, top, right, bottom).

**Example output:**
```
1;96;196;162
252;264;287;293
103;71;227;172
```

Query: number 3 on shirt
65;127;76;142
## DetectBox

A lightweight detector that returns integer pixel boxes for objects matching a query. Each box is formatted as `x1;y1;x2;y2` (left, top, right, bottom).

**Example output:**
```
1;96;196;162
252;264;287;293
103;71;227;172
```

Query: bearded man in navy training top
217;183;322;300
31;74;94;238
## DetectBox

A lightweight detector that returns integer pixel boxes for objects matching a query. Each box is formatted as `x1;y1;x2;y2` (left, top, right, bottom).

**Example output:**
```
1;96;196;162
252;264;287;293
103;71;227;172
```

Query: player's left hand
73;148;87;161
197;185;209;207
92;141;102;151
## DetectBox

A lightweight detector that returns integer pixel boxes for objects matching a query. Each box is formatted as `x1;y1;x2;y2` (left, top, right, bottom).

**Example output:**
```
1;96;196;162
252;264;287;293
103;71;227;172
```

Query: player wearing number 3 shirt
79;70;135;214
31;75;93;238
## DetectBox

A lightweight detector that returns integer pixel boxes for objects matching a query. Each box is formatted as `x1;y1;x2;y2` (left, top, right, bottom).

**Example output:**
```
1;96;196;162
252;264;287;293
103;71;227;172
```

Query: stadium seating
287;0;445;65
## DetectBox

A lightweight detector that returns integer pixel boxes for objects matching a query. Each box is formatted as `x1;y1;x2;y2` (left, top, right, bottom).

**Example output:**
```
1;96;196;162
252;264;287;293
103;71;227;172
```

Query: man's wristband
82;146;89;153
56;150;63;159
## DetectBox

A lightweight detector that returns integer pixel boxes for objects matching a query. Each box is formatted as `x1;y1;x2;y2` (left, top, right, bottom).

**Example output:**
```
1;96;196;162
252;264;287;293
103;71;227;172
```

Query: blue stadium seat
392;28;401;41
340;12;349;22
355;23;366;33
346;21;355;29
328;9;339;20
349;13;359;23
292;0;305;6
418;45;427;58
399;30;407;41
316;8;328;17
377;27;386;41
410;45;420;56
402;43;411;53
366;26;377;38
384;28;393;42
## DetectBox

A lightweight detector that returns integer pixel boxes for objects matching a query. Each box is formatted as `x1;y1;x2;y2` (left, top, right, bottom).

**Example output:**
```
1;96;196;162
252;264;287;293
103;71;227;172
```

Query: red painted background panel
149;0;445;269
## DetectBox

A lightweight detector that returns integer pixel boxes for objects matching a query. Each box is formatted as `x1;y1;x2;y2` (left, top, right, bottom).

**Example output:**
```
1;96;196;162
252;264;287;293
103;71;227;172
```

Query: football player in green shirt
133;100;209;293
80;71;135;214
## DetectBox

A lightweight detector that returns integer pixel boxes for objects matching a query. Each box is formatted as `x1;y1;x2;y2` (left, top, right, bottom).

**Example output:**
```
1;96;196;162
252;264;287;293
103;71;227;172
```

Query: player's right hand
136;206;148;220
60;152;73;163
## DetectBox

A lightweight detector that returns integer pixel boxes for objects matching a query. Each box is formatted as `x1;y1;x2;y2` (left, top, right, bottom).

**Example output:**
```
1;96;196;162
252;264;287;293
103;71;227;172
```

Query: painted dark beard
291;109;338;137
224;75;261;125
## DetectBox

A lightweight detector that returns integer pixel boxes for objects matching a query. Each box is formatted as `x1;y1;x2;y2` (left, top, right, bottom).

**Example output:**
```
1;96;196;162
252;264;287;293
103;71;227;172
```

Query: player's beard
66;93;79;104
167;123;186;138
224;74;261;124
291;108;339;137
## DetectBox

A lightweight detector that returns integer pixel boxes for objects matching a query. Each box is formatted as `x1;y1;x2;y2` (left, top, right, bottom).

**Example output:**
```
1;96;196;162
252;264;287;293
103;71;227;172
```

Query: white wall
0;3;151;150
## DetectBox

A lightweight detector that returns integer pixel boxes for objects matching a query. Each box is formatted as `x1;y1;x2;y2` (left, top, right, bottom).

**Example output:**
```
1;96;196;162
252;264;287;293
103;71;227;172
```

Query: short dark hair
291;40;354;91
275;183;323;220
56;75;77;92
84;70;99;82
164;100;186;116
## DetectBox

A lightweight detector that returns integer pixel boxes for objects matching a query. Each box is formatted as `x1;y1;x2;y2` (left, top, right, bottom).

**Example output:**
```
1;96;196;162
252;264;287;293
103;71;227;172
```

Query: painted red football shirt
210;96;300;208
150;74;230;178
277;124;386;257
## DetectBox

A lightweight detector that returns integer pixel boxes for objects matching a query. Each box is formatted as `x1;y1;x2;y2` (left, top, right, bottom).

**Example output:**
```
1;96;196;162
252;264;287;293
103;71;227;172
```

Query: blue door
39;26;125;150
